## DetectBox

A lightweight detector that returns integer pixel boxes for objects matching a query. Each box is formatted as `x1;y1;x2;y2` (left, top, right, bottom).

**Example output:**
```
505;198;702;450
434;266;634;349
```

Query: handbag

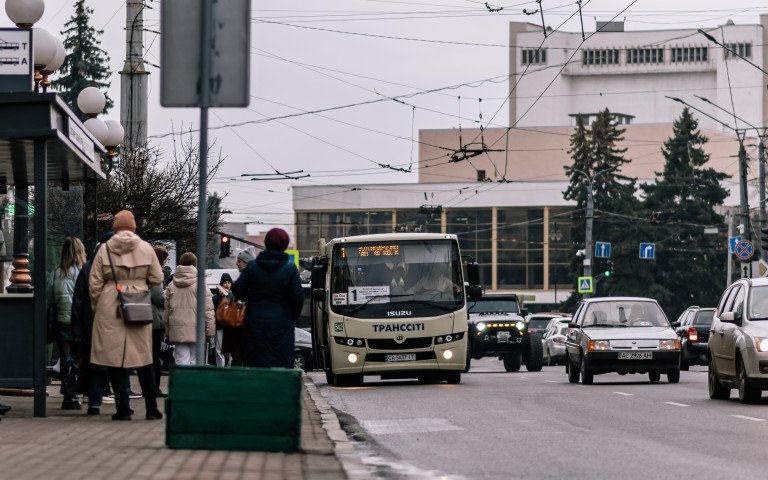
216;297;246;329
105;243;154;325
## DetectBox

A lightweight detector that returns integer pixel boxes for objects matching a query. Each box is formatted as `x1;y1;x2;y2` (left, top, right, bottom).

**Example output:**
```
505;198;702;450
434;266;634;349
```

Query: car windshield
748;286;768;320
528;318;551;329
583;300;669;327
469;299;520;314
694;311;714;326
330;239;464;317
295;328;312;342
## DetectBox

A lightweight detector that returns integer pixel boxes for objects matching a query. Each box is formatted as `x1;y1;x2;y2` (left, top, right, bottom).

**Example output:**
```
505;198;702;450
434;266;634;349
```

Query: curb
304;376;370;480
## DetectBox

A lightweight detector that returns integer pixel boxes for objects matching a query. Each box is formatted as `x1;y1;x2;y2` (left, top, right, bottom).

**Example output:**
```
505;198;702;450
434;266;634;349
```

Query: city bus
309;233;480;386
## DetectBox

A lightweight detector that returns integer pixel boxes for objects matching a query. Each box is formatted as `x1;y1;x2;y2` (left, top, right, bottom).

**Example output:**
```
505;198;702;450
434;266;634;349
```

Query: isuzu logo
387;310;412;317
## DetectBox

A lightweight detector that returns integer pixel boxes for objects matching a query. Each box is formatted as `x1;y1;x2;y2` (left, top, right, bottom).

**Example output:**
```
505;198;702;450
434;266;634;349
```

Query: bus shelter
0;93;105;417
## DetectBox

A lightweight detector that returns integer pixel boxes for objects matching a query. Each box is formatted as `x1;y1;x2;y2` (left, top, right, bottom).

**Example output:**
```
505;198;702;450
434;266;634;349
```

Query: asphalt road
309;357;768;480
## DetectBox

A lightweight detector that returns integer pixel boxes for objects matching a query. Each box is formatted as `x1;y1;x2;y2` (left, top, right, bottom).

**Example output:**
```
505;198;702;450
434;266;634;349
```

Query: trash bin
165;364;302;452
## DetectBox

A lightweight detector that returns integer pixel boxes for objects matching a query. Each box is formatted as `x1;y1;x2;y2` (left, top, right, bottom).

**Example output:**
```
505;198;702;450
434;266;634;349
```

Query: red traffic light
221;235;230;244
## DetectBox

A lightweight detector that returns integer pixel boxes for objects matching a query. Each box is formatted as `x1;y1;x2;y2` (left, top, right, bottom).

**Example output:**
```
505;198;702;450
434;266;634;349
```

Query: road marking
544;380;558;383
613;392;633;396
732;415;766;422
519;376;529;380
664;402;690;407
360;418;464;435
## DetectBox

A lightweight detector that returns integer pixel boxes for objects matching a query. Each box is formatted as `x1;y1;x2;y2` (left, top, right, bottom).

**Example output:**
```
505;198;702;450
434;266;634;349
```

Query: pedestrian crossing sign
577;276;593;294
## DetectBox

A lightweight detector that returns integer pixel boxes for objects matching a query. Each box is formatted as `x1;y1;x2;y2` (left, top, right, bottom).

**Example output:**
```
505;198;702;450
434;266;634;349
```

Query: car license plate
618;352;652;360
497;331;510;343
385;353;416;362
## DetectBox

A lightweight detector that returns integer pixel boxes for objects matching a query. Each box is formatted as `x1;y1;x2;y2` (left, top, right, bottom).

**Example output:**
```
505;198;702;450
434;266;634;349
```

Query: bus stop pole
33;138;47;417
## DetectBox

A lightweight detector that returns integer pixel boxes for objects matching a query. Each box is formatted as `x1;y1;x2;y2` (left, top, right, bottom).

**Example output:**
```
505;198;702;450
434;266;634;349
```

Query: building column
440;209;446;234
543;207;550;291
491;207;498;291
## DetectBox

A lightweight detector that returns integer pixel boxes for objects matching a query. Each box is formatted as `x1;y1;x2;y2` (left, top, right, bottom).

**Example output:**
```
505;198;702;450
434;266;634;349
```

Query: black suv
466;294;543;372
672;306;714;370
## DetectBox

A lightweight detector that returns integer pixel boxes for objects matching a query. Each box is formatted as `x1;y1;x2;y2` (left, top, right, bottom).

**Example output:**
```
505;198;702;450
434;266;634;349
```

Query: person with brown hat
231;228;304;368
89;210;164;421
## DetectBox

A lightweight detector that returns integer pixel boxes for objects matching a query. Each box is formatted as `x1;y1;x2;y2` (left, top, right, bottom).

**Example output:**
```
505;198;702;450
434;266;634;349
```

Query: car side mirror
720;311;735;322
520;307;529;316
568;322;580;329
671;321;680;328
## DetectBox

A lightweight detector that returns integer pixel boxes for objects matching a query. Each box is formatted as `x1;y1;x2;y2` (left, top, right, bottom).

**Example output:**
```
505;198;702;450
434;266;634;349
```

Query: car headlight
659;339;680;350
516;321;525;331
588;340;610;351
756;338;768;352
477;322;486;332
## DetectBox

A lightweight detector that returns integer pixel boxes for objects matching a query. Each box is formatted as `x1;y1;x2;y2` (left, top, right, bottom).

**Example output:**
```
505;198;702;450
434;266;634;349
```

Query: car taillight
553;337;565;344
687;327;698;342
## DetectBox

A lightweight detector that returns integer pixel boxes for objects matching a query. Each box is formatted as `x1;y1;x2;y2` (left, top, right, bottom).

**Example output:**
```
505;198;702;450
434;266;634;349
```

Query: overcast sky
6;1;767;234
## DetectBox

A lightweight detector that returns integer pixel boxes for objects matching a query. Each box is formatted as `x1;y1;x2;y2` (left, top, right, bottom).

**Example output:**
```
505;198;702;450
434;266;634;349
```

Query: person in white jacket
163;252;215;365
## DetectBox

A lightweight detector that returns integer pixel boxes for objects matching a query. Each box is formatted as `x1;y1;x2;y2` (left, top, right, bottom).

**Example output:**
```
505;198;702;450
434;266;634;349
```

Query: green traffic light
604;270;612;277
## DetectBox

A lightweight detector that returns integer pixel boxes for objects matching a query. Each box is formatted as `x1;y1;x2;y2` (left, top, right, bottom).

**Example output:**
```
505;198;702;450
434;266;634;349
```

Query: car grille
367;337;433;350
609;340;659;350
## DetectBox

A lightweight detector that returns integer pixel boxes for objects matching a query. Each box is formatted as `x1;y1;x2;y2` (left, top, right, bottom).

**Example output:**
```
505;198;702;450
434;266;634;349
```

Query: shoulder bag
215;297;246;329
105;243;153;325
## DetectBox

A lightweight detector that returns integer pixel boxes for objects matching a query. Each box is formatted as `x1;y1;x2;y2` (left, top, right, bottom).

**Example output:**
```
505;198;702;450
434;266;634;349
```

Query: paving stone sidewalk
0;374;367;480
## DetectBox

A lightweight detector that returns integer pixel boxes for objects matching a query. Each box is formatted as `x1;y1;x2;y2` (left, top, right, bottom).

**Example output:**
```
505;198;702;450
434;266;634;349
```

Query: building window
521;48;546;65
724;43;751;59
626;48;664;64
446;209;493;286
477;170;486;181
581;49;620;65
497;208;544;290
670;46;708;63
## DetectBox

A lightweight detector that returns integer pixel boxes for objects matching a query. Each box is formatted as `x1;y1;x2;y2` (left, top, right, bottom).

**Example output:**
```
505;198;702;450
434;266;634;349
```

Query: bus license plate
385;354;416;362
497;331;510;343
618;352;652;360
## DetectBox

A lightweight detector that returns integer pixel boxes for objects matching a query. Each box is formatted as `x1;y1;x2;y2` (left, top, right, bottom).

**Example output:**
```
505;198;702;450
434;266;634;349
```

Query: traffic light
761;228;768;252
603;260;614;278
219;235;231;258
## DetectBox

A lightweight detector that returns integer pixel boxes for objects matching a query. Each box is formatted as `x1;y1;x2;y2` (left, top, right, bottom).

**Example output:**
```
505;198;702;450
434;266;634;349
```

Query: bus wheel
463;343;471;373
325;369;337;386
336;374;363;387
445;372;461;384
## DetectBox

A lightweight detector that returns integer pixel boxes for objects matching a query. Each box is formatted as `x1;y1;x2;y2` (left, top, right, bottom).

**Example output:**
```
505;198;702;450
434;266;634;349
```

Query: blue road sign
729;236;743;253
639;243;656;260
734;239;754;261
595;241;611;258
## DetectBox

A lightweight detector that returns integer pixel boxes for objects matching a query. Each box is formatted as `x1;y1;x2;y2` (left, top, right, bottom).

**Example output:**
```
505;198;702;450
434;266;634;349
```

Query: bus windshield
330;239;464;317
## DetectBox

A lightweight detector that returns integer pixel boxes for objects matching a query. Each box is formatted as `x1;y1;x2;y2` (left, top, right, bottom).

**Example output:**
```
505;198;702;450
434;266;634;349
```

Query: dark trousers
152;329;164;393
107;365;158;416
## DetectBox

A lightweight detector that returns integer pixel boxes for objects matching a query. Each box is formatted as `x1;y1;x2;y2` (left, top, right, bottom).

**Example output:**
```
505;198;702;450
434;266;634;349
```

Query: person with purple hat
232;228;304;368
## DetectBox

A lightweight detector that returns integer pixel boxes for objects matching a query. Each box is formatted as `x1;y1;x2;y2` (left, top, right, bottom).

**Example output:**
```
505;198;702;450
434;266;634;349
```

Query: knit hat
237;249;256;264
112;210;136;232
220;273;233;285
264;228;290;252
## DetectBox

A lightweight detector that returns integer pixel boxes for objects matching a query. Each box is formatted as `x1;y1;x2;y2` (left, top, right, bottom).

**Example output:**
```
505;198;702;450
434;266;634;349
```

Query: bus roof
324;232;457;248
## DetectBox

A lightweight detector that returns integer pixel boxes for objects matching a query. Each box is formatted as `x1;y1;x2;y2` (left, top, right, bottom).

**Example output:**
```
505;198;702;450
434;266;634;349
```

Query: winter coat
163;265;215;344
89;231;164;368
231;249;304;368
50;266;80;325
70;260;93;360
150;284;165;331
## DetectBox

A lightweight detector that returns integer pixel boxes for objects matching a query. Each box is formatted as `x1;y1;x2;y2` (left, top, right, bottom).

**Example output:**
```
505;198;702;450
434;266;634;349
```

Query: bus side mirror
312;288;325;302
466;285;482;300
311;263;327;290
466;262;480;287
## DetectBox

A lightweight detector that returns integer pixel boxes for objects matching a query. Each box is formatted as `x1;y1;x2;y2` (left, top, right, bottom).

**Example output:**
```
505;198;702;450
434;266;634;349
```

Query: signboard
577;276;593;294
595;241;611;258
346;286;390;305
285;249;299;267
729;236;743;253
161;0;251;107
639;243;656;260
0;29;32;93
734;239;754;262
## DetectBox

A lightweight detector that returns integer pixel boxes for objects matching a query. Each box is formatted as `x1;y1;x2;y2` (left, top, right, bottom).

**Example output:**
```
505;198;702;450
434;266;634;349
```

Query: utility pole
121;0;149;148
759;136;766;262
584;179;594;299
726;209;733;285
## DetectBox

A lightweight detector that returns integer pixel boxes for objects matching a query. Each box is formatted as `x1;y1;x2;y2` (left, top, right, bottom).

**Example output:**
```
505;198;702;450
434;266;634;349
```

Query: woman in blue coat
232;228;304;368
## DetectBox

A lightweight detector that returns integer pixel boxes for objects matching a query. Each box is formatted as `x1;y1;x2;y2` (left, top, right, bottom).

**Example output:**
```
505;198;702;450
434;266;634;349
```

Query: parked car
544;316;572;336
565;297;680;384
526;312;567;336
542;324;569;366
294;327;315;372
673;306;714;370
708;278;768;404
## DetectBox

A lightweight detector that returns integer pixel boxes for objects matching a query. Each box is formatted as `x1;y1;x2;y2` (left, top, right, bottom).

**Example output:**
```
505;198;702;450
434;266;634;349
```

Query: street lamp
549;222;562;304
78;88;125;173
4;0;45;28
32;27;57;93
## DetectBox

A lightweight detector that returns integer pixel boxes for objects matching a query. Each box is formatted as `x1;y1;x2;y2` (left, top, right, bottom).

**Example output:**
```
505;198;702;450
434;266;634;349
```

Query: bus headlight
442;350;453;360
347;353;359;363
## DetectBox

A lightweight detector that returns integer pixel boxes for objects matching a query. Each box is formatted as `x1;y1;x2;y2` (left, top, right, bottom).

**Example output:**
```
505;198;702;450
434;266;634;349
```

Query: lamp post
549;222;562;304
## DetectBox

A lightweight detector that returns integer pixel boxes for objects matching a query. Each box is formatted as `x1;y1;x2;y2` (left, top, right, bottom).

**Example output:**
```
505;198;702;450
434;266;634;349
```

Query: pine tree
641;107;729;318
51;0;113;118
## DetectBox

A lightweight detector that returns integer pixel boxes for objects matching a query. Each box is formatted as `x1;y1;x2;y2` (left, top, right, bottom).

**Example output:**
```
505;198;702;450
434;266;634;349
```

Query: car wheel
667;369;680;384
445;372;461;384
503;353;522;372
567;357;580;384
708;355;730;400
545;345;553;366
679;351;689;371
294;352;308;372
525;334;543;372
580;356;593;385
649;371;661;382
738;358;761;404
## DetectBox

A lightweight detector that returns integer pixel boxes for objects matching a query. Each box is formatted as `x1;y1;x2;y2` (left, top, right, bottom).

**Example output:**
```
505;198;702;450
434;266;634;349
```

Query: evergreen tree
51;0;113;118
641;107;729;318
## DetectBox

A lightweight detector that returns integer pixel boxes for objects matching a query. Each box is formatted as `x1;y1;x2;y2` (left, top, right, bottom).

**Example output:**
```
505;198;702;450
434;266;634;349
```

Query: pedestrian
222;249;255;364
49;236;87;410
89;210;164;421
152;247;169;396
212;272;234;366
164;252;215;365
232;228;304;368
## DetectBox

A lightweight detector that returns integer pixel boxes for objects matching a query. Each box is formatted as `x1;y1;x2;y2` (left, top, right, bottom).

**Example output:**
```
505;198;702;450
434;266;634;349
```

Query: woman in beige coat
89;210;164;421
164;252;215;365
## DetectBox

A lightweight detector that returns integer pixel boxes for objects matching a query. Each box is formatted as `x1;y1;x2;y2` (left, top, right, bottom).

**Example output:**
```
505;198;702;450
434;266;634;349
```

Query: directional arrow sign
729;236;743;253
595;241;611;258
639;243;656;260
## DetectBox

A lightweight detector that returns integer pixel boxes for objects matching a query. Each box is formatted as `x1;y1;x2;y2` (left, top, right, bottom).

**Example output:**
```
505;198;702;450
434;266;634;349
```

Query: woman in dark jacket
231;228;304;368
